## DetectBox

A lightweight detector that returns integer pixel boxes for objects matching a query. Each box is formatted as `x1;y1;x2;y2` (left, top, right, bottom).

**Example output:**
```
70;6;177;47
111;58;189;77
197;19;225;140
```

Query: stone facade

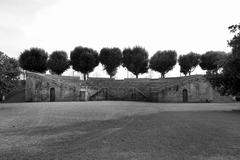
25;72;87;102
149;77;215;102
25;72;234;103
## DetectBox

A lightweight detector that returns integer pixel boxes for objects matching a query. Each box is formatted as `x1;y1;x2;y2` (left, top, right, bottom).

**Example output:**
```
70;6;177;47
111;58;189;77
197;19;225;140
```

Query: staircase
150;75;204;93
5;89;25;103
89;88;108;101
5;80;26;103
88;87;148;101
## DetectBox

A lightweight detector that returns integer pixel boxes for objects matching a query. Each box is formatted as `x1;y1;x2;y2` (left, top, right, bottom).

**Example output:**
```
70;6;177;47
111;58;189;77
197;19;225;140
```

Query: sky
0;0;239;79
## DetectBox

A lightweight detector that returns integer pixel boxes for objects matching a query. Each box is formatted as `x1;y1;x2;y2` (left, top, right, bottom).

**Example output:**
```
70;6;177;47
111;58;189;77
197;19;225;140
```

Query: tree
99;47;122;78
19;48;48;73
178;52;200;76
70;46;99;80
206;23;240;95
0;51;21;95
47;51;70;75
228;23;240;57
149;50;177;78
206;54;240;95
199;51;227;73
122;46;149;78
221;54;240;95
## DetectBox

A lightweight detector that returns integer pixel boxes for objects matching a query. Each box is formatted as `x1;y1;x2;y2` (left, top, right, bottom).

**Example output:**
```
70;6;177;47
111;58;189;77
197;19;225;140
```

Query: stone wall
149;78;214;102
25;72;87;102
86;75;233;103
26;72;234;103
149;76;234;102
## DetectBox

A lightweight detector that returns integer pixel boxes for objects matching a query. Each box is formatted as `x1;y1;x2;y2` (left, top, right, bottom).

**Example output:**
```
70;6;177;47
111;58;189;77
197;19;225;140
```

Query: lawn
0;102;240;160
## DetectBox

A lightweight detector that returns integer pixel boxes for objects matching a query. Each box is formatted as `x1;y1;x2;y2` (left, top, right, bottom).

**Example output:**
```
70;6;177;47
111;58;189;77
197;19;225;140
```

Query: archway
50;88;55;102
182;89;188;102
79;91;86;101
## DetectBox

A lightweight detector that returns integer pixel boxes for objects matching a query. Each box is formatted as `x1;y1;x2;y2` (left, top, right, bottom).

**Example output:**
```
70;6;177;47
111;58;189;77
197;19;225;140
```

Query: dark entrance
79;91;86;101
50;88;55;102
182;89;188;102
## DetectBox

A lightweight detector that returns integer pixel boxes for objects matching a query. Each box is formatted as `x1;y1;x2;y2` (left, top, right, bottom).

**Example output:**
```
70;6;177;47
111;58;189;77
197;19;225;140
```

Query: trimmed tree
70;46;99;80
150;50;177;78
47;51;70;75
178;52;200;76
19;48;48;73
99;47;122;78
199;51;227;73
122;46;149;78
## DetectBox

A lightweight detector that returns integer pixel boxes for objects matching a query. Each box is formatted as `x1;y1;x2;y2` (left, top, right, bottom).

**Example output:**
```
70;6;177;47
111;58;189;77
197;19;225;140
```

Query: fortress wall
26;72;87;102
171;80;214;102
152;79;233;103
26;72;234;103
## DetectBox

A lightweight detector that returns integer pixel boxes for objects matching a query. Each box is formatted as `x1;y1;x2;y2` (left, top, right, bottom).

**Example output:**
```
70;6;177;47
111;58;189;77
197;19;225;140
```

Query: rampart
25;72;234;103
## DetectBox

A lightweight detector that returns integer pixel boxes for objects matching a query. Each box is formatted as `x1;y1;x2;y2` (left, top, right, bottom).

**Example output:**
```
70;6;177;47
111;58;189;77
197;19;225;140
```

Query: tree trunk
136;74;138;79
189;72;191;76
161;73;165;78
83;74;86;81
24;70;27;80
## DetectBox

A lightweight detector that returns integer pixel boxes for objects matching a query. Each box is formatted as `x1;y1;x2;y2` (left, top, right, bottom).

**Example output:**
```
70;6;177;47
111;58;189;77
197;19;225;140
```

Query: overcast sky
0;0;239;79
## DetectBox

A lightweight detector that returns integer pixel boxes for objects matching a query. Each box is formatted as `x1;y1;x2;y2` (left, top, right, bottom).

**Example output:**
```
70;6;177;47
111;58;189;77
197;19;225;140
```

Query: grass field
0;101;240;160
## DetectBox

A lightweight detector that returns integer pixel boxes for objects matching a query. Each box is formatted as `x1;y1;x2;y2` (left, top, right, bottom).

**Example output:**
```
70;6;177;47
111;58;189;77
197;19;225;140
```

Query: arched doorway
182;89;188;102
79;91;86;101
50;88;55;102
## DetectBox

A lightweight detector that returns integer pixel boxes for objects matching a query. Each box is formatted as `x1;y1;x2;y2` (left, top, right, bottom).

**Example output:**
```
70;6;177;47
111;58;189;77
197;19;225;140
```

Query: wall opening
79;91;86;101
182;89;188;102
50;88;55;102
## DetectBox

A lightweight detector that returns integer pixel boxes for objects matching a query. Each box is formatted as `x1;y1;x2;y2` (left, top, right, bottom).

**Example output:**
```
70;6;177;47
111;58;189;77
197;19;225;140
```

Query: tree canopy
0;51;21;95
199;51;227;73
18;48;48;73
47;51;70;75
228;24;240;57
149;50;177;78
122;46;149;78
70;46;99;80
99;47;122;78
206;23;240;96
178;52;200;76
221;54;240;95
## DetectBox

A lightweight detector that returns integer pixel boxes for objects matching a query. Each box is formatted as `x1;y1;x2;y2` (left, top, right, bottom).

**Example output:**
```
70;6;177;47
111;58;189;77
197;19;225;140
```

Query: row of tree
18;46;226;80
1;23;239;96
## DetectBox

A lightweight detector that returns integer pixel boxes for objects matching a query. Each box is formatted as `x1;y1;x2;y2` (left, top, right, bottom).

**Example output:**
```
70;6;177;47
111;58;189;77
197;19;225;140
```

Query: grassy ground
0;101;240;160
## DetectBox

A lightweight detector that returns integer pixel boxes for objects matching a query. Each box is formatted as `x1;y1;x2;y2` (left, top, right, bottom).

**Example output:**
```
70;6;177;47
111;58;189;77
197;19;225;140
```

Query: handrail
134;88;148;99
88;87;107;100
